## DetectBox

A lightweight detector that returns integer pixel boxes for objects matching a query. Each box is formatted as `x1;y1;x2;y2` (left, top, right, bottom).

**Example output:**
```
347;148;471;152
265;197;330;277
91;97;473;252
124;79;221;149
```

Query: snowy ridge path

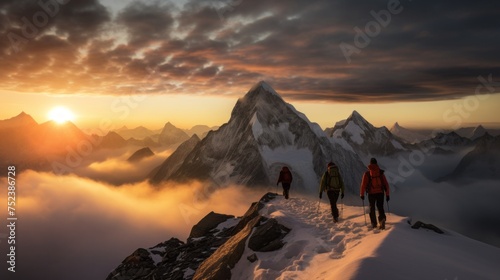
231;194;500;280
232;195;398;280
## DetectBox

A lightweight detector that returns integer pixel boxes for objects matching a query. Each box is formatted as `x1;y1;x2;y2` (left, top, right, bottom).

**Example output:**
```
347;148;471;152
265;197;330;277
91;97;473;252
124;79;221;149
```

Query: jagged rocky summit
106;193;289;280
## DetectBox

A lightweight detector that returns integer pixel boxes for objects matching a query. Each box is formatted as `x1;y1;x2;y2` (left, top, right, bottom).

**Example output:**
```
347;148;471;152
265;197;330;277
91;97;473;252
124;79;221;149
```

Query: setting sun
48;106;75;124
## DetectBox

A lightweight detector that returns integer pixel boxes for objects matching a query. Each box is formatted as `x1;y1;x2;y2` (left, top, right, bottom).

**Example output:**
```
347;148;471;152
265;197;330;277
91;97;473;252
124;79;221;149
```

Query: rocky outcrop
106;192;290;280
188;211;235;240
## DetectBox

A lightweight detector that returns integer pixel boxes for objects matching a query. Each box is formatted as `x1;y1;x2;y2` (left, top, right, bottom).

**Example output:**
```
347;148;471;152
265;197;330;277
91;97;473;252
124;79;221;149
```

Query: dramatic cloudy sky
1;0;499;128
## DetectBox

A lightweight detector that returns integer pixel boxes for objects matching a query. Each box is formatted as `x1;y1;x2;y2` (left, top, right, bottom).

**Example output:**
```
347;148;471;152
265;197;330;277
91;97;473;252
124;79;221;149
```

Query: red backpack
281;167;292;183
366;170;385;193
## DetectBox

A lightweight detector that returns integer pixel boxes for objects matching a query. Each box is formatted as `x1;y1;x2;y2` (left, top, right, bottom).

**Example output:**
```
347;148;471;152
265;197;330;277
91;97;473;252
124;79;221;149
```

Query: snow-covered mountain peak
156;82;365;192
329;111;408;156
390;122;428;144
249;80;280;97
347;110;373;130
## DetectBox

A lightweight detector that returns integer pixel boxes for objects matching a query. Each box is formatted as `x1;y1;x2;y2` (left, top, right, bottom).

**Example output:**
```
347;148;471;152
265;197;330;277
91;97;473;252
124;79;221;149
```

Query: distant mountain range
114;124;218;141
0;113;214;175
1;84;499;185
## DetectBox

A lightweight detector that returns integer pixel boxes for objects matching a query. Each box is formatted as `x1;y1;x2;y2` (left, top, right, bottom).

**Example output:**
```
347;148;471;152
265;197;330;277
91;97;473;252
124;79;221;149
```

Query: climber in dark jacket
319;162;345;222
277;166;293;199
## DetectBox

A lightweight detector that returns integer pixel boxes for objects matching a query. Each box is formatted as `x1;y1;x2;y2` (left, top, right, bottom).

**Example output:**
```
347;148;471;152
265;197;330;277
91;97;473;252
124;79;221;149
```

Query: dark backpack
324;169;341;191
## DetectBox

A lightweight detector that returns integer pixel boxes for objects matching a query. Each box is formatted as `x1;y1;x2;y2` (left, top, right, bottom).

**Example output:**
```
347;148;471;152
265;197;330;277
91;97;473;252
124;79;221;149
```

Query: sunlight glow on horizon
47;106;76;124
3;90;500;131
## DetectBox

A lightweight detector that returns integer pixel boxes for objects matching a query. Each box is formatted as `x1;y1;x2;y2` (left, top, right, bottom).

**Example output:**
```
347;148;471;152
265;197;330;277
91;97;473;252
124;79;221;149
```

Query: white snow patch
147;248;164;265
330;137;355;153
344;121;365;145
215;217;240;232
250;113;263;139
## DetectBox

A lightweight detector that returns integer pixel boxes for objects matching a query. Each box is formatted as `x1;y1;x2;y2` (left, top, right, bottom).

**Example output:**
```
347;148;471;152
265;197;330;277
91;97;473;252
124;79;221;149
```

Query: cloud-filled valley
0;169;264;280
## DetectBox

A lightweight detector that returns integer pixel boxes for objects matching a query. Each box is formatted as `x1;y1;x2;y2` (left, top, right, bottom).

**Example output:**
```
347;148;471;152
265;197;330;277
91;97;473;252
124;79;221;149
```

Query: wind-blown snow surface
232;196;500;280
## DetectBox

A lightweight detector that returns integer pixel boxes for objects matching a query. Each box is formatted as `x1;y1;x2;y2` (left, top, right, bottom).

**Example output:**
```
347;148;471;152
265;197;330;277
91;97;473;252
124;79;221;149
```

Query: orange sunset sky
1;0;499;131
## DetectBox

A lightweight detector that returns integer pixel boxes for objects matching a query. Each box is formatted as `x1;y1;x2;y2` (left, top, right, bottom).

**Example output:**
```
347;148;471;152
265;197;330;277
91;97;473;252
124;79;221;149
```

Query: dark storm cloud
117;1;175;48
0;0;499;101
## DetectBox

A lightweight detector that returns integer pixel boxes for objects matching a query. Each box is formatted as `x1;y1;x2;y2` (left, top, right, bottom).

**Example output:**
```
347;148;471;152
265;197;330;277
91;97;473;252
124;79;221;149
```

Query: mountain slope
160;81;365;193
418;131;472;152
470;125;487;140
158;122;190;146
329;111;408;158
184;125;219;138
149;135;201;184
108;193;500;280
115;125;160;140
438;135;500;183
390;122;428;144
0;111;38;129
127;147;154;162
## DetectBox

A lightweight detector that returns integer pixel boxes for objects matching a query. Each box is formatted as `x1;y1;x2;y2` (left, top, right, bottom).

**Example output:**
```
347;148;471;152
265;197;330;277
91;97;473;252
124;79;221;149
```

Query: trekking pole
317;198;320;215
340;198;344;219
387;200;391;217
362;199;367;226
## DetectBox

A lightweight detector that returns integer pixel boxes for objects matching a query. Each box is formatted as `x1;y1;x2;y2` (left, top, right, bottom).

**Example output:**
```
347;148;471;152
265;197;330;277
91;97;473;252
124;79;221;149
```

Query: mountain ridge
107;192;500;280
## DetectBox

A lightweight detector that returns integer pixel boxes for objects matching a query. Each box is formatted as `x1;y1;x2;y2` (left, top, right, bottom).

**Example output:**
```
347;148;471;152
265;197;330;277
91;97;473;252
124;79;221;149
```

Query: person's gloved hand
386;195;390;202
341;193;345;199
360;195;364;200
319;192;322;199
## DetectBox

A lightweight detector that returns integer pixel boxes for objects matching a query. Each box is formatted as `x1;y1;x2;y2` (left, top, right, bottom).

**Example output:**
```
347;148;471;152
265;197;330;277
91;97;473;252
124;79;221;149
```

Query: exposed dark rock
106;193;284;280
248;218;291;252
106;248;156;280
411;221;444;234
232;192;277;234
247;253;258;263
188;211;235;240
193;215;264;280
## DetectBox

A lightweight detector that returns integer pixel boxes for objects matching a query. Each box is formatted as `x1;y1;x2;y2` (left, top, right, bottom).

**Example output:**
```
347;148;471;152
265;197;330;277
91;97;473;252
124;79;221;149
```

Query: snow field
231;195;500;280
232;195;397;280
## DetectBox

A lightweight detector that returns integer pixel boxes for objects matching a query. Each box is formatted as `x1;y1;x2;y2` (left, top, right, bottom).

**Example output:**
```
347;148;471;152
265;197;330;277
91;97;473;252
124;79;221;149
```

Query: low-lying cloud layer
0;171;264;280
1;0;499;101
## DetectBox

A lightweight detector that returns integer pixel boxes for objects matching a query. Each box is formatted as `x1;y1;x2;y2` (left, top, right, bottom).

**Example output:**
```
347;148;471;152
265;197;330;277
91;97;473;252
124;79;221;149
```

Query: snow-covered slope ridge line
232;195;500;280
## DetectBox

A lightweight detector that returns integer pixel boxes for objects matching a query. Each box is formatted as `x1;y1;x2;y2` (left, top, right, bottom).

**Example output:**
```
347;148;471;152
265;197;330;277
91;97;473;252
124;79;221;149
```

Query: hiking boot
371;223;377;229
379;219;386;230
333;217;339;223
